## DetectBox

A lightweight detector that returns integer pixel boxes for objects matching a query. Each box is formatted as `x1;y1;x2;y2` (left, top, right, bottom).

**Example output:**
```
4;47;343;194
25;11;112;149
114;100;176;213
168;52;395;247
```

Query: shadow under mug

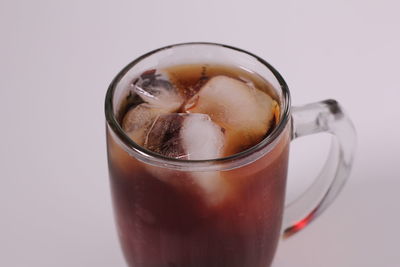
105;42;356;267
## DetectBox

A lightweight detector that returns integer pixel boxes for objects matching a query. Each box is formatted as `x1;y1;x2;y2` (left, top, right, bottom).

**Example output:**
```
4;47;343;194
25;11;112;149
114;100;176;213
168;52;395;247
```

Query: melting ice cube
185;75;277;155
133;69;183;112
121;104;166;146
143;113;228;205
122;69;185;145
144;113;225;160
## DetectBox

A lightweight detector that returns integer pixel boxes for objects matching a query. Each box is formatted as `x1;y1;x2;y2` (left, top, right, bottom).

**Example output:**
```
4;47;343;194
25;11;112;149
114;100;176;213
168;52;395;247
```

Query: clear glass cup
105;42;356;267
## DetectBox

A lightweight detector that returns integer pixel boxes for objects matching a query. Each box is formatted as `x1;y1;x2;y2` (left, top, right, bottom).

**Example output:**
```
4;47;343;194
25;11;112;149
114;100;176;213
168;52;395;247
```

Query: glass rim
105;42;291;171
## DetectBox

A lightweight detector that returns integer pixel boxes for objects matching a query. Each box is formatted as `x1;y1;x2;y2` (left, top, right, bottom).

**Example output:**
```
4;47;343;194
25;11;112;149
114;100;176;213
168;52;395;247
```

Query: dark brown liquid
107;64;290;267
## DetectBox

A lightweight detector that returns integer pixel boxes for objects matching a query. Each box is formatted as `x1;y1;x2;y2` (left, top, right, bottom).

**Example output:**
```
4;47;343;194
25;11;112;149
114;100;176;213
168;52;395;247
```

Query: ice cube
180;113;225;160
121;104;166;146
185;75;278;156
191;171;229;205
144;166;230;206
143;113;228;205
144;113;225;160
133;69;183;111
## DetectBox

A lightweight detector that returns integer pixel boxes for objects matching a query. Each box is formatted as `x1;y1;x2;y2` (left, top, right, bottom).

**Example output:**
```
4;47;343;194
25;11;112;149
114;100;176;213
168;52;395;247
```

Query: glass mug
105;43;356;267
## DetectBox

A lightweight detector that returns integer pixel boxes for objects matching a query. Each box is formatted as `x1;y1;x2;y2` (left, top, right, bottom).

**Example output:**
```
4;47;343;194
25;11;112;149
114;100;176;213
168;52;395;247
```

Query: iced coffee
107;63;290;267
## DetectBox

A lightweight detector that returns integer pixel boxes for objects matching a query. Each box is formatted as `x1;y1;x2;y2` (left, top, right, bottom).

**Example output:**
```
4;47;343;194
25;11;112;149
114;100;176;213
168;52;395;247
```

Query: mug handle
283;99;356;238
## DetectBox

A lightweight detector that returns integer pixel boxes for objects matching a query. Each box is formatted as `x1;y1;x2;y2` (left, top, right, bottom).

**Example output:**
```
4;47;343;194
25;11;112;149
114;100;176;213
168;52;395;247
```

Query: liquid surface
120;64;280;158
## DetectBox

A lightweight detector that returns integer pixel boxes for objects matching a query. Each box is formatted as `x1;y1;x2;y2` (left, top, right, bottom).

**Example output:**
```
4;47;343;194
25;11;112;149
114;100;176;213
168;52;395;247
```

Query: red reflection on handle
283;211;316;239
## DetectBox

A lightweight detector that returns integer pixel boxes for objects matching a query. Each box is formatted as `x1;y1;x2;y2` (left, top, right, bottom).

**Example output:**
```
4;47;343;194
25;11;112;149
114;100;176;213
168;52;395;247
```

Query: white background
1;0;399;266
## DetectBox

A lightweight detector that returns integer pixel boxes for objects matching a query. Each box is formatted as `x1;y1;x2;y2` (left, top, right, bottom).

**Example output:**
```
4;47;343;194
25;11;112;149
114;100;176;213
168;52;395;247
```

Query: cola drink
107;64;290;267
